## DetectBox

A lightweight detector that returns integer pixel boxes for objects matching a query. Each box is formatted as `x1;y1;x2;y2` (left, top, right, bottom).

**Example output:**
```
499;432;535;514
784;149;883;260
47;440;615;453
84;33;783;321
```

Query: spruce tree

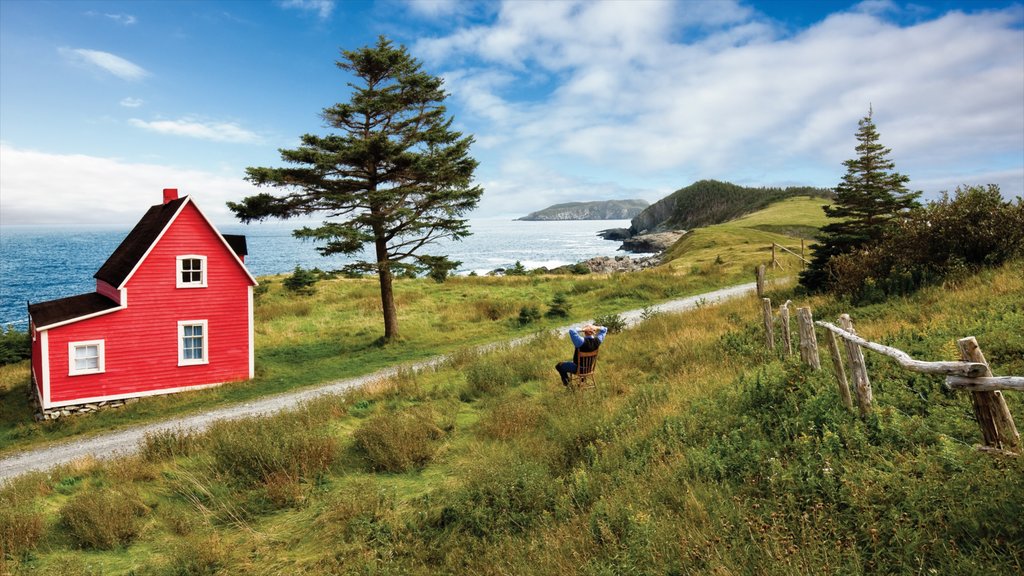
800;108;920;292
229;36;483;342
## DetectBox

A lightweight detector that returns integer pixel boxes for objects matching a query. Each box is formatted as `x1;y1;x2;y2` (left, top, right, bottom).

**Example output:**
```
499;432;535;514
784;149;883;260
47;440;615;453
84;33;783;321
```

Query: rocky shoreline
488;229;685;275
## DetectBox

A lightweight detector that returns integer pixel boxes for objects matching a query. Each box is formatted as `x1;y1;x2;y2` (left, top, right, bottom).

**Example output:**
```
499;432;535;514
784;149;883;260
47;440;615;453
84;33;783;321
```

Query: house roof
30;193;257;330
95;197;188;287
28;293;121;329
223;234;248;257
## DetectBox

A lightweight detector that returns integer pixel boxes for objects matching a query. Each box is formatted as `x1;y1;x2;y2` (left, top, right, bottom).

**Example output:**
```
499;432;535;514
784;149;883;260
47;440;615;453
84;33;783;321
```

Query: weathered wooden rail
757;288;1021;453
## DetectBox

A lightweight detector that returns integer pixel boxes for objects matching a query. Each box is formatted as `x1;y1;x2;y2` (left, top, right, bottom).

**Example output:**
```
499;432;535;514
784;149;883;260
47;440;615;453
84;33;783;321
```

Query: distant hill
630;180;832;234
518;199;649;221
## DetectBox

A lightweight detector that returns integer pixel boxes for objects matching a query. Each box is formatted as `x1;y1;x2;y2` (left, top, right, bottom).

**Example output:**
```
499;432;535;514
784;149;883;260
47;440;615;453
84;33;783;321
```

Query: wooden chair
569;349;600;391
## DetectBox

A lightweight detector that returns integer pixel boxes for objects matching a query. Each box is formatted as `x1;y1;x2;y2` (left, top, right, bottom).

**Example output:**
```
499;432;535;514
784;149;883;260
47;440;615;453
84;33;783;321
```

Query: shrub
592;313;627;334
434;448;556;538
827;185;1024;302
517;306;541;326
546;292;572;318
477;400;546;440
0;498;45;559
0;325;30;366
418;254;461;283
141;428;204;461
353;406;444;473
283;265;319;294
59;487;149;550
505;261;528;276
207;412;338;487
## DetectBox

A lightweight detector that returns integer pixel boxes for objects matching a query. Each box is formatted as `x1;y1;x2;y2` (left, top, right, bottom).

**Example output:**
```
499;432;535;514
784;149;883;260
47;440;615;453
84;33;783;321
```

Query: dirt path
0;282;756;484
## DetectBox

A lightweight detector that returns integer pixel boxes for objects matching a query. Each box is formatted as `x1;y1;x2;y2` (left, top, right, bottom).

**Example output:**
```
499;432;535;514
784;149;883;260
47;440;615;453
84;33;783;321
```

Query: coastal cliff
518;199;649;221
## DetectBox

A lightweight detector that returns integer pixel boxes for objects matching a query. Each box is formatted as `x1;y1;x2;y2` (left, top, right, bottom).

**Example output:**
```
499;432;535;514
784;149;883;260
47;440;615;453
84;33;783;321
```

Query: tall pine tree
229;37;483;342
800;108;920;292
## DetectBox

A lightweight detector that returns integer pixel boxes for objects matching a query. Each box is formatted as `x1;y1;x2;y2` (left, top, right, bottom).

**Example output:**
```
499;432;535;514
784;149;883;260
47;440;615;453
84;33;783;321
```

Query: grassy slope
3;194;1023;574
0;197;829;455
2;261;1020;575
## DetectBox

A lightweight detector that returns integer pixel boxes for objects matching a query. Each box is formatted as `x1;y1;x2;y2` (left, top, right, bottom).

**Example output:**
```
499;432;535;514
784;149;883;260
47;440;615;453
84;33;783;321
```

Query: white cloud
59;48;149;80
0;143;261;226
119;97;144;108
128;118;263;144
279;0;334;20
419;1;1024;212
105;13;137;25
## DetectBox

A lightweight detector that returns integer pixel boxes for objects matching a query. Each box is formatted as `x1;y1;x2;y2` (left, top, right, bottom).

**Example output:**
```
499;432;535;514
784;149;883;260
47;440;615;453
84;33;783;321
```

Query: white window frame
68;340;105;376
176;255;207;288
178;320;209;366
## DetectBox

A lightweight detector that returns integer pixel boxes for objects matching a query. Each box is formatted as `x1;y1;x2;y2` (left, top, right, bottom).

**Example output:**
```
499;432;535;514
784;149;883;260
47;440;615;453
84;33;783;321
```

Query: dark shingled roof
223;234;248;257
29;293;121;329
94;197;187;287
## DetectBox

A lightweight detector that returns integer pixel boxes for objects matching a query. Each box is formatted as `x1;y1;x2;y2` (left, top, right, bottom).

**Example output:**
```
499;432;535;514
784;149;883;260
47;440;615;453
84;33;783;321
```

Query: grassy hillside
0;196;831;455
631;179;832;234
2;259;1021;575
662;196;832;277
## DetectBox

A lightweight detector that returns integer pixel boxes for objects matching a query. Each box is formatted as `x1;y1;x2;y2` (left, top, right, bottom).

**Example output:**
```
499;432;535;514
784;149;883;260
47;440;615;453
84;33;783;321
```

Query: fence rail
755;271;1020;454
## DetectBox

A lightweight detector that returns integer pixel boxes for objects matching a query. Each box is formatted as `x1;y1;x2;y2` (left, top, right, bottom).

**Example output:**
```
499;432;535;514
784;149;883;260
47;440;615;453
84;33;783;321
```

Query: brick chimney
163;188;179;204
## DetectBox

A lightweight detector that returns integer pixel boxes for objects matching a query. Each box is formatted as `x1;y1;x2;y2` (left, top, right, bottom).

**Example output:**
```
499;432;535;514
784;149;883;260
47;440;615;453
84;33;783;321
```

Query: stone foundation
27;377;137;421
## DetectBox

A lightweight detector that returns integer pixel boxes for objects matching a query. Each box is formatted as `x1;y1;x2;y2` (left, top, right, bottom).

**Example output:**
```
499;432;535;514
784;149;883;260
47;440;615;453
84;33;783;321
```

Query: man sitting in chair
556;324;608;386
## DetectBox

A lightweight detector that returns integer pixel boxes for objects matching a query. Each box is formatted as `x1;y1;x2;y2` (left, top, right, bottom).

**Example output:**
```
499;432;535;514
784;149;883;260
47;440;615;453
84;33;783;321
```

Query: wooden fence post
796;307;820;370
839;314;872;416
825;330;853;410
958;337;1020;450
756;264;766;299
762;298;774;351
780;300;793;356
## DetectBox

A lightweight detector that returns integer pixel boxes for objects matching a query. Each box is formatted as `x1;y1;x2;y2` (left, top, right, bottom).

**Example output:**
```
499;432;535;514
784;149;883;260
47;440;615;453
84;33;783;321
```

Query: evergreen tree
800;108;920;292
229;37;483;342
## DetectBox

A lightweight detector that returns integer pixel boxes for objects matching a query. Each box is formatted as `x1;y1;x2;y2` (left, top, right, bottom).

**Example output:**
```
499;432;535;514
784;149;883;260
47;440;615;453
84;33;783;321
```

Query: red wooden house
27;189;257;416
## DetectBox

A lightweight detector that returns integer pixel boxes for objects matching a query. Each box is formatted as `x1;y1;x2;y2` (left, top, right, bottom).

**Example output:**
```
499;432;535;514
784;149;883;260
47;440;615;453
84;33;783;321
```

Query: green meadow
1;198;1021;574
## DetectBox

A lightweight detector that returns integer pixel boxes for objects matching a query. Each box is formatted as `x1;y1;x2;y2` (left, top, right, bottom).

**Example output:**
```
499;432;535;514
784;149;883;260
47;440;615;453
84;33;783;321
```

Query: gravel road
0;282;756;484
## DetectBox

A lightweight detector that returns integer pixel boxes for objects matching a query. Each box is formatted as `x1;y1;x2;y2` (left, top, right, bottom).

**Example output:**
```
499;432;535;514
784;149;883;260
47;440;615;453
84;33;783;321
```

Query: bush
434;448;556;538
418;254;461;283
592;313;627;334
0;325;30;366
59;487;149;550
517;306;541;326
207;412;338;487
505;261;528;276
353;406;444;473
140;428;204;461
283;265;320;294
0;499;45;559
546;293;572;318
827;185;1024;302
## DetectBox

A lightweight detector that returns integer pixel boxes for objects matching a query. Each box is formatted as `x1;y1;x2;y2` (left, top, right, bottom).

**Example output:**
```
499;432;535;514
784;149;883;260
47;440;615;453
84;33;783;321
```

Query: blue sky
1;0;1022;226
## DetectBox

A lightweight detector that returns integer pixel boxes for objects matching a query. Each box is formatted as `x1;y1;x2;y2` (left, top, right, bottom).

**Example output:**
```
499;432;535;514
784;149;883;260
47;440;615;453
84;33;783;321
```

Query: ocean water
0;219;638;329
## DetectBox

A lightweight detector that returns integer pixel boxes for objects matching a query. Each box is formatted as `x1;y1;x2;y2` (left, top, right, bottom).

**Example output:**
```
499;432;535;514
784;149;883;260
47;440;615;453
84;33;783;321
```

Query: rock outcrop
582;255;661;273
619;231;686;254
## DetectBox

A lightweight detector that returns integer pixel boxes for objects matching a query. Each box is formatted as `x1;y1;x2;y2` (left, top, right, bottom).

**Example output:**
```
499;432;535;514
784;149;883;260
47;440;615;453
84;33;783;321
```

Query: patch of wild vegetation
0;254;767;455
2;261;1020;575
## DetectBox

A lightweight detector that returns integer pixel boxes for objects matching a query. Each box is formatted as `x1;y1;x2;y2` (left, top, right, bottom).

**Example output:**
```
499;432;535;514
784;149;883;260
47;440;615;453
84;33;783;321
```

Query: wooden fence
758;293;1022;454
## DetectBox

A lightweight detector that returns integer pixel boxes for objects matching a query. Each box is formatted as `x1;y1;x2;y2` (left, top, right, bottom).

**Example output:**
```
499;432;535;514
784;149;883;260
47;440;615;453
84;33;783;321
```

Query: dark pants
555;361;578;385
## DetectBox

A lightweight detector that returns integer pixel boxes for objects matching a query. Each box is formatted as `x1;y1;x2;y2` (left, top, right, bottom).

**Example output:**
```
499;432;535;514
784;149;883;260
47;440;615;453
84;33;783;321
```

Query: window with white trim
69;340;105;376
178;320;209;366
176;255;207;288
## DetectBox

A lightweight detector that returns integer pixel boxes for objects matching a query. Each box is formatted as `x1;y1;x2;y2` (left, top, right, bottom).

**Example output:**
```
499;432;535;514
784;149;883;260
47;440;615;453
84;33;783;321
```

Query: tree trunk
374;232;399;343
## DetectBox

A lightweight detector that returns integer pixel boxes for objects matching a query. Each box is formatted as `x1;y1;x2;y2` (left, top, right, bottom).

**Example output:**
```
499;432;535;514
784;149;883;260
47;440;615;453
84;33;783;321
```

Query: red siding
44;202;253;404
31;323;43;398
